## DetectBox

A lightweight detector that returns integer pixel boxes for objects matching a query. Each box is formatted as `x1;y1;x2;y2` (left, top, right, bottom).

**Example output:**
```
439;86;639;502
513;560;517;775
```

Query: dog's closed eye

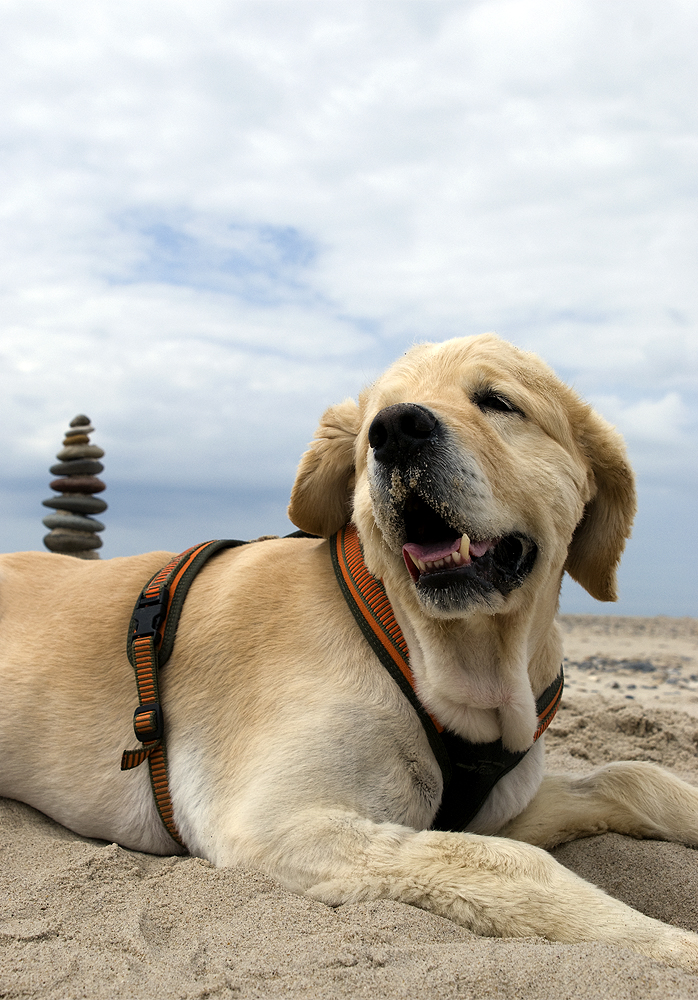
473;390;525;418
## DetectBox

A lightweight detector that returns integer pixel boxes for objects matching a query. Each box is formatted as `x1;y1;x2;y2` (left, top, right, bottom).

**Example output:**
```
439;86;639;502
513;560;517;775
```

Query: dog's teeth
452;549;462;565
416;557;426;572
459;533;471;555
444;554;453;567
433;558;444;568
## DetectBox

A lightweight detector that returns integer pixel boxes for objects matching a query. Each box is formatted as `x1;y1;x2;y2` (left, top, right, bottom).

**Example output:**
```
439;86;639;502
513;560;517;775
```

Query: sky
1;0;696;616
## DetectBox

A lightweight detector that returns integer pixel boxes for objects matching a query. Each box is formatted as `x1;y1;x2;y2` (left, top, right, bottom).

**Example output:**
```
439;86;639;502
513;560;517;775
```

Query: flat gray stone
50;459;104;476
42;495;108;514
56;444;105;461
42;513;105;532
43;531;103;552
63;424;95;437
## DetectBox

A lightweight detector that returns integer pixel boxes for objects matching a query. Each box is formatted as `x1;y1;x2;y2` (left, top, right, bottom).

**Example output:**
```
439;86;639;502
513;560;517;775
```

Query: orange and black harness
120;539;246;846
331;523;564;832
121;524;563;847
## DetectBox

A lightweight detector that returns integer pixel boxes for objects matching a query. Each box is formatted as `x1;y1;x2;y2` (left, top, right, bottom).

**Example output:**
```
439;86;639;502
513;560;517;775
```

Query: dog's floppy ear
288;398;360;537
564;410;637;602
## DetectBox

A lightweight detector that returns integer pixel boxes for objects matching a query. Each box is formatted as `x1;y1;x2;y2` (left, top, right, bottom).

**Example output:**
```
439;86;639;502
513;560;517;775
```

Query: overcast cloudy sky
1;0;696;615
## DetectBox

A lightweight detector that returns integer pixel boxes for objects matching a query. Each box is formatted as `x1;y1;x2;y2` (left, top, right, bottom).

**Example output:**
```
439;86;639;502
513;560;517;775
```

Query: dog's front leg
255;807;698;971
500;761;698;850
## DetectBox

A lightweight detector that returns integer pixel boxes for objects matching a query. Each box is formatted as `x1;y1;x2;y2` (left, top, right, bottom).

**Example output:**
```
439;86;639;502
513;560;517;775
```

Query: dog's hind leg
499;761;698;849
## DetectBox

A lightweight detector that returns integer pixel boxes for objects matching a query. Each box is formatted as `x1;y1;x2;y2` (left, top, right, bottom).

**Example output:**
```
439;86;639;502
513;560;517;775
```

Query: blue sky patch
113;213;320;305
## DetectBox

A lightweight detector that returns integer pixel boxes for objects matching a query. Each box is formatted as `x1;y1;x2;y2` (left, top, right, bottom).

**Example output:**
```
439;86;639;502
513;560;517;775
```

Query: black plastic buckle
133;702;164;743
132;587;170;643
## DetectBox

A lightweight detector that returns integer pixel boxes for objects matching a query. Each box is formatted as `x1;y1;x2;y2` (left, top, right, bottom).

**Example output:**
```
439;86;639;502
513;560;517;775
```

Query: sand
3;615;698;999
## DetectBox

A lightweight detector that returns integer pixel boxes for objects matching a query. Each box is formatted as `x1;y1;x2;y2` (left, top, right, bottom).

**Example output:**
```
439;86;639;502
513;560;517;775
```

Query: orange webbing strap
333;525;416;696
120;539;245;848
534;670;564;741
330;523;452;784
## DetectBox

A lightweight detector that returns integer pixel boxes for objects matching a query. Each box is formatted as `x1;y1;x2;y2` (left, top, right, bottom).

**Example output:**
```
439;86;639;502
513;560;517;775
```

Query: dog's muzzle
368;403;538;613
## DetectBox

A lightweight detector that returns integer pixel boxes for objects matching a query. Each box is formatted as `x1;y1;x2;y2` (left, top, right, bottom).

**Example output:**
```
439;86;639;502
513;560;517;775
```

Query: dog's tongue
403;538;462;563
469;539;493;558
402;536;495;566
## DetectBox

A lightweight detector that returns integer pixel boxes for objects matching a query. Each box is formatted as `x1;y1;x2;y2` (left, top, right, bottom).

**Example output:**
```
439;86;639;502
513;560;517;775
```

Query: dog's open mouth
399;495;537;606
403;534;496;580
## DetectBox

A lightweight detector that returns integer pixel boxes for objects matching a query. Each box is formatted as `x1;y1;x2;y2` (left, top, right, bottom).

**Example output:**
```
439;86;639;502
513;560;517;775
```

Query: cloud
587;391;697;496
0;281;378;485
594;391;692;446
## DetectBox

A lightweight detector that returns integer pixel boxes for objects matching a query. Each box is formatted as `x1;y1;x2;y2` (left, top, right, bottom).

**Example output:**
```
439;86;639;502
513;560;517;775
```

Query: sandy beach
3;614;698;999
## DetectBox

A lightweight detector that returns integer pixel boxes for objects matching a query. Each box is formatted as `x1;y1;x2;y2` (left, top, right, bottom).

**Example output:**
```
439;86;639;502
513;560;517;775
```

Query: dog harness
121;539;246;846
122;526;563;847
330;522;564;832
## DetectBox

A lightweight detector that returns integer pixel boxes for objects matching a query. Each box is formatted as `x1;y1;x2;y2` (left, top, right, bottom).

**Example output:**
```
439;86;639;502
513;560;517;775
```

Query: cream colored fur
2;333;698;971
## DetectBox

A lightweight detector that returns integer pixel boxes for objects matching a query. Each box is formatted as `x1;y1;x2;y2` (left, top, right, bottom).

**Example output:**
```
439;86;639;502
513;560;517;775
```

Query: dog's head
288;334;635;619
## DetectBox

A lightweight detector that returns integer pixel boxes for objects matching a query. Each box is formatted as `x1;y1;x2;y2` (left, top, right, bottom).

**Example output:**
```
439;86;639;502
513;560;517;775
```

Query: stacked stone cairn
42;415;106;559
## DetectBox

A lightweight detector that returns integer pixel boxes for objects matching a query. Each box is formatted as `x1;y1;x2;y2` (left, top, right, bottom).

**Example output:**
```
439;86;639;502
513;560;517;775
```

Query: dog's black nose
368;403;439;464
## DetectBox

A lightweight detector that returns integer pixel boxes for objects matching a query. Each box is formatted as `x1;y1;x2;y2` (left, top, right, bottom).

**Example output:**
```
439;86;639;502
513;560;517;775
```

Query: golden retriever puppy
2;333;698;969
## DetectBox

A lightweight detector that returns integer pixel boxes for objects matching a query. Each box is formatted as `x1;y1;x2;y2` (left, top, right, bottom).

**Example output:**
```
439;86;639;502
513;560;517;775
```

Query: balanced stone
64;425;95;437
42;495;108;514
70;415;91;427
50;459;104;476
56;444;105;461
49;475;106;494
43;530;102;553
42;513;105;532
62;433;90;446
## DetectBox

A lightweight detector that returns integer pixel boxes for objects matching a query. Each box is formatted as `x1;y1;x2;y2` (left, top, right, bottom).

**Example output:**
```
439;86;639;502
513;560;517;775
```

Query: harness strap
121;539;245;847
330;522;564;832
433;668;563;831
331;524;452;784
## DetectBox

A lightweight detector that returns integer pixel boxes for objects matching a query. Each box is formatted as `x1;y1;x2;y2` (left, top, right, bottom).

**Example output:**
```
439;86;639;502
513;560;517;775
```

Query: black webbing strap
329;522;564;832
432;669;563;831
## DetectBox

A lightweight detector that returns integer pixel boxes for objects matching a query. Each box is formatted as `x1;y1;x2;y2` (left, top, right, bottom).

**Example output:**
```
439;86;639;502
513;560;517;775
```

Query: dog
2;333;698;970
